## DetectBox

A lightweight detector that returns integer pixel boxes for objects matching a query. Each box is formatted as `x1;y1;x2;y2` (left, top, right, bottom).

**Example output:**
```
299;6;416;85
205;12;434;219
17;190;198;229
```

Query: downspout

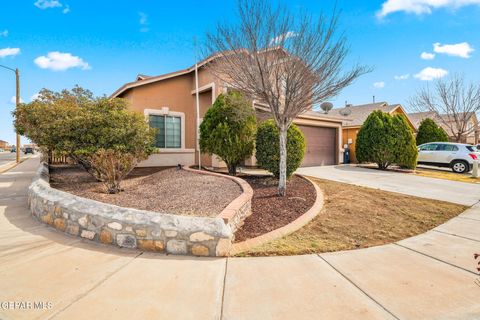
195;61;201;170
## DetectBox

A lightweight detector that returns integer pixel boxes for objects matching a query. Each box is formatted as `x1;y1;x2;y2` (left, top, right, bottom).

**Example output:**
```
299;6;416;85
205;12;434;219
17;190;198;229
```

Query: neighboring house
111;55;344;168
0;140;8;149
332;102;415;163
409;111;479;144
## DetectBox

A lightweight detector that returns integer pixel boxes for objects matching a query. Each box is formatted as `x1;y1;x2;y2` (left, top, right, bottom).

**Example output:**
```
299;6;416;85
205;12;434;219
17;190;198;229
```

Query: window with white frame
149;115;181;148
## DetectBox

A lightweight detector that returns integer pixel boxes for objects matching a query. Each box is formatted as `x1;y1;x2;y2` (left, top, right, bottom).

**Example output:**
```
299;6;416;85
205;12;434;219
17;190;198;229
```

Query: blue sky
1;0;480;145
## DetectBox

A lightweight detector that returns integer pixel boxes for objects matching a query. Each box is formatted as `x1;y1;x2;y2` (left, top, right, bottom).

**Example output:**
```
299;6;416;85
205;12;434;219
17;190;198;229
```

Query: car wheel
451;160;469;174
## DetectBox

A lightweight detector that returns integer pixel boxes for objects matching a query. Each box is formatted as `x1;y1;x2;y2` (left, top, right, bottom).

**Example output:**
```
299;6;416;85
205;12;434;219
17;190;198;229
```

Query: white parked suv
417;142;479;173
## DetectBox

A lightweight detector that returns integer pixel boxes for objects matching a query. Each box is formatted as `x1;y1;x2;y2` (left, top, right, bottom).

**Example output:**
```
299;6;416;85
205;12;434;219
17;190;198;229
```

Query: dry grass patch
238;178;467;256
415;167;480;184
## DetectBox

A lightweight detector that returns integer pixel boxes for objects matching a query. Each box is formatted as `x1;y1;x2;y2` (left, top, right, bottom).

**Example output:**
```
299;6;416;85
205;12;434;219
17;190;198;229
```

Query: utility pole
194;36;201;170
15;68;20;163
0;64;21;163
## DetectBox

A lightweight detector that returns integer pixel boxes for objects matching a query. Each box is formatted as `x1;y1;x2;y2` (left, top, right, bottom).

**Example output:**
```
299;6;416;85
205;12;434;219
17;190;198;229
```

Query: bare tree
204;0;369;196
410;75;480;143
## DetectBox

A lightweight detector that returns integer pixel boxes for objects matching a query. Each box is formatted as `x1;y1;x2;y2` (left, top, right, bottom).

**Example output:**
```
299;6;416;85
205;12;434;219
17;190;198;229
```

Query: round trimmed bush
199;91;256;176
393;114;418;169
356;110;418;170
255;120;305;178
416;118;449;145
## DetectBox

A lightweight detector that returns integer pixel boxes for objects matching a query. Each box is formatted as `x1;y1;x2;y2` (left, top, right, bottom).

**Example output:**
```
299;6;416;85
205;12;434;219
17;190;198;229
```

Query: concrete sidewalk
1;158;479;319
297;165;480;206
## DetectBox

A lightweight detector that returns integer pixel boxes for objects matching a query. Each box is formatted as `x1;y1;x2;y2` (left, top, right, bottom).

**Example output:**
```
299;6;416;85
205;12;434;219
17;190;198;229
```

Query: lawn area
237;177;467;256
415;167;480;184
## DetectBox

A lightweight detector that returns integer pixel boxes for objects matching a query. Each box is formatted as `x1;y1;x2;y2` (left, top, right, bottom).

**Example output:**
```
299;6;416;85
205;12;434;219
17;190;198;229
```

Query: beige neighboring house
0;140;8;149
330;102;415;163
111;54;344;168
409;111;479;144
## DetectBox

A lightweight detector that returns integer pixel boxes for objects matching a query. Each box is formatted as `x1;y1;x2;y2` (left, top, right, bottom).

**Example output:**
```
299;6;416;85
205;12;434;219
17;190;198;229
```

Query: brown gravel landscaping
50;165;242;217
234;175;316;242
237;177;467;256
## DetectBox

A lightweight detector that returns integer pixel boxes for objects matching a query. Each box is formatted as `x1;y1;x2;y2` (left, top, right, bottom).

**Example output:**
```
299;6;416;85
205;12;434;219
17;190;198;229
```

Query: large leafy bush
14;86;154;193
393;115;418;169
200;91;256;175
356;110;417;170
256;120;305;178
416;118;449;145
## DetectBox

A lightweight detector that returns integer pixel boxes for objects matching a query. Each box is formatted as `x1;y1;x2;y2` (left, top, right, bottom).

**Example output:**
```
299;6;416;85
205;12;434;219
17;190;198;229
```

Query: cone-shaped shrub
393;114;418;169
256;120;305;179
416;118;449;145
356;110;417;170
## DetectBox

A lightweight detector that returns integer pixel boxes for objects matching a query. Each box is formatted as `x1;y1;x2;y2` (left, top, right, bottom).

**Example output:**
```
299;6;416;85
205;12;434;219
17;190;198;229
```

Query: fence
47;151;75;165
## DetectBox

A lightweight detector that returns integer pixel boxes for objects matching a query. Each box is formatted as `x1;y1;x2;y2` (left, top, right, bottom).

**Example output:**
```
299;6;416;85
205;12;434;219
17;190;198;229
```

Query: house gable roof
332;102;414;128
110;47;292;99
409;111;479;136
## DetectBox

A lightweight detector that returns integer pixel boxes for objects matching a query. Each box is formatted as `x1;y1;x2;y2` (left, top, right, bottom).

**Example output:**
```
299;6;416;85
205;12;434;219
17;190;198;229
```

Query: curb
0;161;20;174
230;175;324;255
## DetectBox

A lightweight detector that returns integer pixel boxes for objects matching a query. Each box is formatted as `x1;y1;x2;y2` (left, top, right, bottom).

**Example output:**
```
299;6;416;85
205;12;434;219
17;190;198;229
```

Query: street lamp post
0;64;21;163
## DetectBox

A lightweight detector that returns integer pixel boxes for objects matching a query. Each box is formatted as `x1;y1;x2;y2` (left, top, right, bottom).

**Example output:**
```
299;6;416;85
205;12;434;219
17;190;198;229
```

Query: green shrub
256;120;305;178
14;86;155;193
393;114;418;169
356;111;418;170
416;118;449;145
199;91;257;175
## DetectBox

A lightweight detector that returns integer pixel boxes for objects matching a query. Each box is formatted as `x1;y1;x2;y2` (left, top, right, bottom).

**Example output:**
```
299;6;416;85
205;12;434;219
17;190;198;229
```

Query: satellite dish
339;108;352;117
320;102;333;114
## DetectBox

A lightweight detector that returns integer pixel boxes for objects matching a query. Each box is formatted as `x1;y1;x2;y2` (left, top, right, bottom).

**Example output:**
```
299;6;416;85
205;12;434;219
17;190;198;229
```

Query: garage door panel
298;125;336;167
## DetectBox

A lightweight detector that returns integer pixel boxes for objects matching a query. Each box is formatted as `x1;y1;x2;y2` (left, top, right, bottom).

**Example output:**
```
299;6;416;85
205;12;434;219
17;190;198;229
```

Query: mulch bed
49;165;242;217
234;175;316;242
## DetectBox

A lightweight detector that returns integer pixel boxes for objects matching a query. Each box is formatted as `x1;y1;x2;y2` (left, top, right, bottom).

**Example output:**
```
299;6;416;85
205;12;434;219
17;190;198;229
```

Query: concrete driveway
297;165;480;206
1;159;480;319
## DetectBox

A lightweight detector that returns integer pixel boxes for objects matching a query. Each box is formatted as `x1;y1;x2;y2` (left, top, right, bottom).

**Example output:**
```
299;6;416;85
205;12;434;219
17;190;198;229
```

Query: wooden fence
47;152;76;165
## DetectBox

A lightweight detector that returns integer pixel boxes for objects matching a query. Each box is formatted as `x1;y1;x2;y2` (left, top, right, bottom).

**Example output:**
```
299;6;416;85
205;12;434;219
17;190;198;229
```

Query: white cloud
414;67;448;81
270;31;298;46
34;52;90;71
0;30;8;37
139;12;149;32
34;0;62;9
34;0;69;13
377;0;480;18
433;42;474;58
420;52;435;60
0;47;20;58
373;81;385;88
394;74;410;80
9;96;24;104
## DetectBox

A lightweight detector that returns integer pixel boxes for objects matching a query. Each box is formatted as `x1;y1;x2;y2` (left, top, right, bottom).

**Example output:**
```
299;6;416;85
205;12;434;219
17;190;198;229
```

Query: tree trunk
227;163;237;176
278;126;287;197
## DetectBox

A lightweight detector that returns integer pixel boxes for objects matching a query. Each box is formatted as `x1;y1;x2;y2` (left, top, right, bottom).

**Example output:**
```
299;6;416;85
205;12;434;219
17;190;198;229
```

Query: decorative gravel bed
49;165;242;217
234;175;316;242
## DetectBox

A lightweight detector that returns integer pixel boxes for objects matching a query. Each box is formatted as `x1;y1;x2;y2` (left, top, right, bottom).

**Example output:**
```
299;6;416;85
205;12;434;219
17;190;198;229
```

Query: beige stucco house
330;102;415;163
409;111;479;144
111;56;344;168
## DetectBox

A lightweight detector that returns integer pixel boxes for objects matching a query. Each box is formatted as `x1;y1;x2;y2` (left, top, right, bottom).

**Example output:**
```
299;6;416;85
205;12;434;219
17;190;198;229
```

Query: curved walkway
1;158;479;320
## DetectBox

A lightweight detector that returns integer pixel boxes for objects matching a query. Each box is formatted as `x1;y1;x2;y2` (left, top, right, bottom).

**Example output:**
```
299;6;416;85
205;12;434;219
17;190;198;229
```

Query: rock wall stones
28;163;253;257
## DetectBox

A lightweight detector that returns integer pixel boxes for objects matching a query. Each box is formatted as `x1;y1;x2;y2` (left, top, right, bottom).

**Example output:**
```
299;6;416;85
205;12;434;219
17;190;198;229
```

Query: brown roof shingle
331;102;400;127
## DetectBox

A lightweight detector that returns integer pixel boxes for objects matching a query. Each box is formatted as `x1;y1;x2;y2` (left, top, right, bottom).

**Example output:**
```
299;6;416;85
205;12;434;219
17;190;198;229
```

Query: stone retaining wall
27;163;252;257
